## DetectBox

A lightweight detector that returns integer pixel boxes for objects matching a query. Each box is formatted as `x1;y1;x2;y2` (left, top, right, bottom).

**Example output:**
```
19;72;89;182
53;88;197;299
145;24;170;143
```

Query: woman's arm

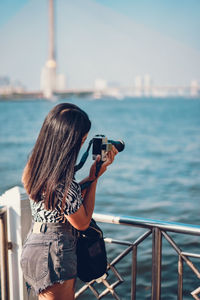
66;146;118;230
78;176;93;199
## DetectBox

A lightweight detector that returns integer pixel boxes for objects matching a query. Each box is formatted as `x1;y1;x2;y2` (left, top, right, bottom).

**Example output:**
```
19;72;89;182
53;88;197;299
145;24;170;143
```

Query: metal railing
75;213;200;300
1;206;200;300
0;206;10;300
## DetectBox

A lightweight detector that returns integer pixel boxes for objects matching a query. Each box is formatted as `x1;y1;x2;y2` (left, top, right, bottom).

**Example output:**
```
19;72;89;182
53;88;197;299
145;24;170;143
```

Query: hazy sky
0;0;200;90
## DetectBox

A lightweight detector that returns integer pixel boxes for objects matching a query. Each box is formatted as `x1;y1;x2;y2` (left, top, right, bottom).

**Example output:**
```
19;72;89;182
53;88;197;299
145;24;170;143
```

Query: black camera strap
79;160;103;191
74;139;93;173
74;139;103;191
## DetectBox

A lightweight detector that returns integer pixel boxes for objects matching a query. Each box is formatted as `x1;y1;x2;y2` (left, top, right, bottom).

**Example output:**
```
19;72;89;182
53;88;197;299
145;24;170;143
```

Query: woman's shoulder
70;179;81;192
61;179;83;216
66;179;82;201
57;178;80;192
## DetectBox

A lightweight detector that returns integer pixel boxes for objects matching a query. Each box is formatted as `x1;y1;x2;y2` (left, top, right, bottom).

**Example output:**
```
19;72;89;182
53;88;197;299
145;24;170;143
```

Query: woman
20;103;118;300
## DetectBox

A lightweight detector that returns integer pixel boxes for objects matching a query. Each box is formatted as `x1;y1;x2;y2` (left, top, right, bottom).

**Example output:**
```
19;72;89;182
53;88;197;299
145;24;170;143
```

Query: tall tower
41;0;57;98
49;0;56;64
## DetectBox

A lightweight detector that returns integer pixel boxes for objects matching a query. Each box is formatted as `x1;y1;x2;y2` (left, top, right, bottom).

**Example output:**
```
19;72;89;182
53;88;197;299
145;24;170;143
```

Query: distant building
56;73;66;91
0;76;26;95
190;80;199;97
40;60;57;98
143;74;152;97
133;74;153;97
40;0;66;98
94;79;107;91
134;75;143;97
0;76;10;86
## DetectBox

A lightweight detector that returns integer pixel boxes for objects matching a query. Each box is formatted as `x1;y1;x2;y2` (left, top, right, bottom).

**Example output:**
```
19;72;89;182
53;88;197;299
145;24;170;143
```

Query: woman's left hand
74;145;118;230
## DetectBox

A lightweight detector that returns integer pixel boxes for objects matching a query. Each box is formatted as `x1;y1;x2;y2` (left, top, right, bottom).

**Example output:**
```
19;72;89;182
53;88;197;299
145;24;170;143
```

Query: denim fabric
20;222;78;295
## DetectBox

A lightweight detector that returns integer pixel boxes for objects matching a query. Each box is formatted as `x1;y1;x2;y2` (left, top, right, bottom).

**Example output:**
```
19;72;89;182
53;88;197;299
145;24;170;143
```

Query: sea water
0;97;200;299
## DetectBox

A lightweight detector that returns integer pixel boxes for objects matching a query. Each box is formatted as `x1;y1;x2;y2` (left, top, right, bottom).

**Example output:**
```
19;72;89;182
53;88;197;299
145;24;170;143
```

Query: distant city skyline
0;0;200;90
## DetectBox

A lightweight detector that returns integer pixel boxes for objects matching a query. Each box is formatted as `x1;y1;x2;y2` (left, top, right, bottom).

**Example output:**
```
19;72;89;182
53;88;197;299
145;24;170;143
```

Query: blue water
0;97;200;299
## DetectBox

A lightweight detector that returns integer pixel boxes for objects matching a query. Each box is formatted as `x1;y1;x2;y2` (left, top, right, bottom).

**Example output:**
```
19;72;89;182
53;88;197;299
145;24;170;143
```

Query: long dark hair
22;103;91;210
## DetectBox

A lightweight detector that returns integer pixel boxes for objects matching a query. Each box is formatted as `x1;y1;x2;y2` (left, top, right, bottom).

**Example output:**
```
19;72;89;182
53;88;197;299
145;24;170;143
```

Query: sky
95;0;200;51
0;0;200;90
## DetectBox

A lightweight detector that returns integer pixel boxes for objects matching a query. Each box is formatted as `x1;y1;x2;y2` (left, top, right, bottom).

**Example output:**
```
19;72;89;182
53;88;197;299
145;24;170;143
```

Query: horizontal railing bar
105;230;151;248
93;213;200;236
104;237;133;246
181;252;200;259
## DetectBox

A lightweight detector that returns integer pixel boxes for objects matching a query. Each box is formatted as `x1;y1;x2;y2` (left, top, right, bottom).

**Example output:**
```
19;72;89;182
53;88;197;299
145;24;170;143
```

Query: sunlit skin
38;134;118;300
38;279;75;300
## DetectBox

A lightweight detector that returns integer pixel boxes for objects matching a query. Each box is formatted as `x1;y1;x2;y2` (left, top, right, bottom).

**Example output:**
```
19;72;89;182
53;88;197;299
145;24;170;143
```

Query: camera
92;134;125;161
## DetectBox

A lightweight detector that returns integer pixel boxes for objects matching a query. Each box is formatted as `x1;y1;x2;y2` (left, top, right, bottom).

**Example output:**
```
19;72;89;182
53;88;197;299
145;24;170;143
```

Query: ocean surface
0;97;200;299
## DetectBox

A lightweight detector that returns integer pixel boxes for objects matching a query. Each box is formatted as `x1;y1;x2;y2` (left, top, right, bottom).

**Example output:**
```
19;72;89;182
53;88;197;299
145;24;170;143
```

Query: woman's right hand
89;145;118;180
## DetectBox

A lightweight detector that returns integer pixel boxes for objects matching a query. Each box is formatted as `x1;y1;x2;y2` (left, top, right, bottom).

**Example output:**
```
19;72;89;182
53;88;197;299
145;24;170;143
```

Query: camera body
92;134;125;161
92;135;112;161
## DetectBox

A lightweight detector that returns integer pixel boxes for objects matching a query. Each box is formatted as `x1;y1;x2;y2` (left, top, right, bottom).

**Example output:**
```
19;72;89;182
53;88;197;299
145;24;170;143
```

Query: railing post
131;245;137;300
178;255;183;300
0;186;34;300
0;208;10;300
151;228;162;300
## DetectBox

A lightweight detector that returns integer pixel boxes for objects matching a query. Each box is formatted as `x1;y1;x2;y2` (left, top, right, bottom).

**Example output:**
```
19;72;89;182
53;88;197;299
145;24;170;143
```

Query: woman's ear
81;133;88;147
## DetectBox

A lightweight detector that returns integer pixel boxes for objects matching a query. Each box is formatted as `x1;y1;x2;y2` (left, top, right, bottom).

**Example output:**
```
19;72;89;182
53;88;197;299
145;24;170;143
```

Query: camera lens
108;140;125;152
